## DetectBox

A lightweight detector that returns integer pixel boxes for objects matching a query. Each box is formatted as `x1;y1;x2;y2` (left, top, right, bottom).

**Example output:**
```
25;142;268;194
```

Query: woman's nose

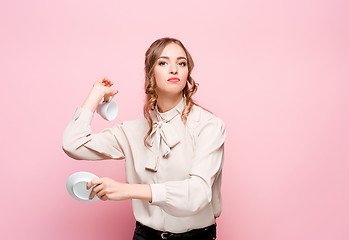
169;64;178;75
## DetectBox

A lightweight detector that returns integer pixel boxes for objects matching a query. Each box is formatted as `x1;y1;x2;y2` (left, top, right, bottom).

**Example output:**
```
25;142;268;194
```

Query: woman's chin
156;90;183;99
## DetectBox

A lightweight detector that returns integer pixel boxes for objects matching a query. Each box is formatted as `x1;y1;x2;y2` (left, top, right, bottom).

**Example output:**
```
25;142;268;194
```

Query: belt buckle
161;232;171;239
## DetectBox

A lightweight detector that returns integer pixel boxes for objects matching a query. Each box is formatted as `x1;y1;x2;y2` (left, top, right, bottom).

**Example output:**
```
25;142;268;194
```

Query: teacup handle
103;96;112;103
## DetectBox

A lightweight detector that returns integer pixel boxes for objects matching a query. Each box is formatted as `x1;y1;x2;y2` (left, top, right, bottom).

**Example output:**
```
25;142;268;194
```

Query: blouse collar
154;97;185;122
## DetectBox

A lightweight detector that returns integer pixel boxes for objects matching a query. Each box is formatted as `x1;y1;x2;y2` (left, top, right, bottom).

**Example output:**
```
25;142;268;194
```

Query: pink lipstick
167;77;180;82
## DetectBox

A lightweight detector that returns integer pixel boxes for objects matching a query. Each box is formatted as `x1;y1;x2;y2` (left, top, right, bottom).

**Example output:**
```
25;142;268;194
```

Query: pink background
1;0;348;239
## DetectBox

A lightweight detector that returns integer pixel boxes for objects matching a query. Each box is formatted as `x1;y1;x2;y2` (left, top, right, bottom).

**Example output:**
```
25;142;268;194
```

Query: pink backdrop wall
1;0;348;239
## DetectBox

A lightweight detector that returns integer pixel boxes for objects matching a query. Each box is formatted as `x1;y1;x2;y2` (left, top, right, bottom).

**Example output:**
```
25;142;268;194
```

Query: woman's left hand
87;177;130;201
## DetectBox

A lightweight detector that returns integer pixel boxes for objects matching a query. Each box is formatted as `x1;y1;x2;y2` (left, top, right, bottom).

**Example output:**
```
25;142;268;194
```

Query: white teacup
97;96;118;121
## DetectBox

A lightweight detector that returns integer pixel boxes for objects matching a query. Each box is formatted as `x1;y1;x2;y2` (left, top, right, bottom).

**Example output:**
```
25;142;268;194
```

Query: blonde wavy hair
143;37;198;146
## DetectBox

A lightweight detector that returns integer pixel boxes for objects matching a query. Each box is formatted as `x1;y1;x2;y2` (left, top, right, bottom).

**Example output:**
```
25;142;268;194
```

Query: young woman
62;37;226;240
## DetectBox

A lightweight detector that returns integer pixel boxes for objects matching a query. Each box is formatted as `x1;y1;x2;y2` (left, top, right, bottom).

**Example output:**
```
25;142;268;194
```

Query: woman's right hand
93;77;119;102
81;77;119;113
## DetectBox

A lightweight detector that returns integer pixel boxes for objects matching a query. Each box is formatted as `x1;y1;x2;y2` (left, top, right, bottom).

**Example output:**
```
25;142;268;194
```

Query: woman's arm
87;178;152;202
149;117;226;217
81;78;118;112
62;78;124;160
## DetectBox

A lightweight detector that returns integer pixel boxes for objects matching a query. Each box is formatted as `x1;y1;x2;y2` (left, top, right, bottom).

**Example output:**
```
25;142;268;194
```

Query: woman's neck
157;94;183;113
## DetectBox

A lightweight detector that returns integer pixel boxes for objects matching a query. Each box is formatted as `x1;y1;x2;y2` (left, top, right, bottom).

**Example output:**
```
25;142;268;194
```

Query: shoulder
186;105;226;147
189;104;225;129
187;105;226;141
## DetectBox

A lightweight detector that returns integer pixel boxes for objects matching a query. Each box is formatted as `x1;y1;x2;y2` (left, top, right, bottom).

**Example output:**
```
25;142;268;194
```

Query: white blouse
62;98;226;233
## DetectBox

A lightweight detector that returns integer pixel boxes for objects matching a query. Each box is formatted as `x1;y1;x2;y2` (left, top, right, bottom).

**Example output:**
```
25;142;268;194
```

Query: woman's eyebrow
158;56;187;61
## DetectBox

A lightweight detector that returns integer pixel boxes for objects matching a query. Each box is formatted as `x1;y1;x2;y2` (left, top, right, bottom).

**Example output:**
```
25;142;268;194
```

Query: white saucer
66;172;99;202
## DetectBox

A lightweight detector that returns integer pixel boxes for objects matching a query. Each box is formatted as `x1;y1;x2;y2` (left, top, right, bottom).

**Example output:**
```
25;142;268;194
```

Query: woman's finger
99;77;115;88
89;183;103;200
100;195;108;201
96;189;107;200
87;178;102;190
89;187;97;200
101;78;110;86
101;78;107;84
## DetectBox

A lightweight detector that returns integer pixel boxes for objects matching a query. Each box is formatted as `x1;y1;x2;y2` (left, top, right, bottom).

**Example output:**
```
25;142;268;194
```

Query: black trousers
132;221;217;240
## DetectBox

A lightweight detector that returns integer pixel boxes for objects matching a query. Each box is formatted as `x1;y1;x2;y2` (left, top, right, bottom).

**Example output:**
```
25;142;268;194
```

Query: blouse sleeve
149;117;226;217
62;107;126;160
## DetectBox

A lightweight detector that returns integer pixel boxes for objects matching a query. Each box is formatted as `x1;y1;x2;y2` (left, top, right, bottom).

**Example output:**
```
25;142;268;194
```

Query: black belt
136;221;216;239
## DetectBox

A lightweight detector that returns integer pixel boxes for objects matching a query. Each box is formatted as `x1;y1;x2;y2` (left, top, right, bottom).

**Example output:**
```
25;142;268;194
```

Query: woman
62;37;226;240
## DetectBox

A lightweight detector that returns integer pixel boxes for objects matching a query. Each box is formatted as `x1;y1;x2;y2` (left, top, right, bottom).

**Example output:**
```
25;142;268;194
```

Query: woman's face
153;43;188;98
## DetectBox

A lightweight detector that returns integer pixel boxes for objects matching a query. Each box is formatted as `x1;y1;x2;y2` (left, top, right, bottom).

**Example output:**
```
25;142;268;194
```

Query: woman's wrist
81;87;104;112
128;184;152;202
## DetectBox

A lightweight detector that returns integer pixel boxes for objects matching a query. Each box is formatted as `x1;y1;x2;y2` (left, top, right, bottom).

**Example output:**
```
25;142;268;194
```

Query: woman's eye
179;62;187;66
159;61;167;66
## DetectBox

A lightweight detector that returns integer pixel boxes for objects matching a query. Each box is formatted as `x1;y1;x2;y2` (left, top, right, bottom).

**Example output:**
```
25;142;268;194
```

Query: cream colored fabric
62;98;226;233
144;106;180;171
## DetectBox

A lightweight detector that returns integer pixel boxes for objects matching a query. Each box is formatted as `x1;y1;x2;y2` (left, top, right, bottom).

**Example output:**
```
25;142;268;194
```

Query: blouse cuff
73;107;94;124
150;183;166;205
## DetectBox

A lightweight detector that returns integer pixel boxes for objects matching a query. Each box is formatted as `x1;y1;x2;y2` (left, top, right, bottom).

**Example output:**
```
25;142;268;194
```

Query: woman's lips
167;77;180;82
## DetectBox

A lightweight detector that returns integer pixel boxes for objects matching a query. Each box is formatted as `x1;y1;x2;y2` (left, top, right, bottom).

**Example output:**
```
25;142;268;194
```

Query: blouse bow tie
145;119;180;171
